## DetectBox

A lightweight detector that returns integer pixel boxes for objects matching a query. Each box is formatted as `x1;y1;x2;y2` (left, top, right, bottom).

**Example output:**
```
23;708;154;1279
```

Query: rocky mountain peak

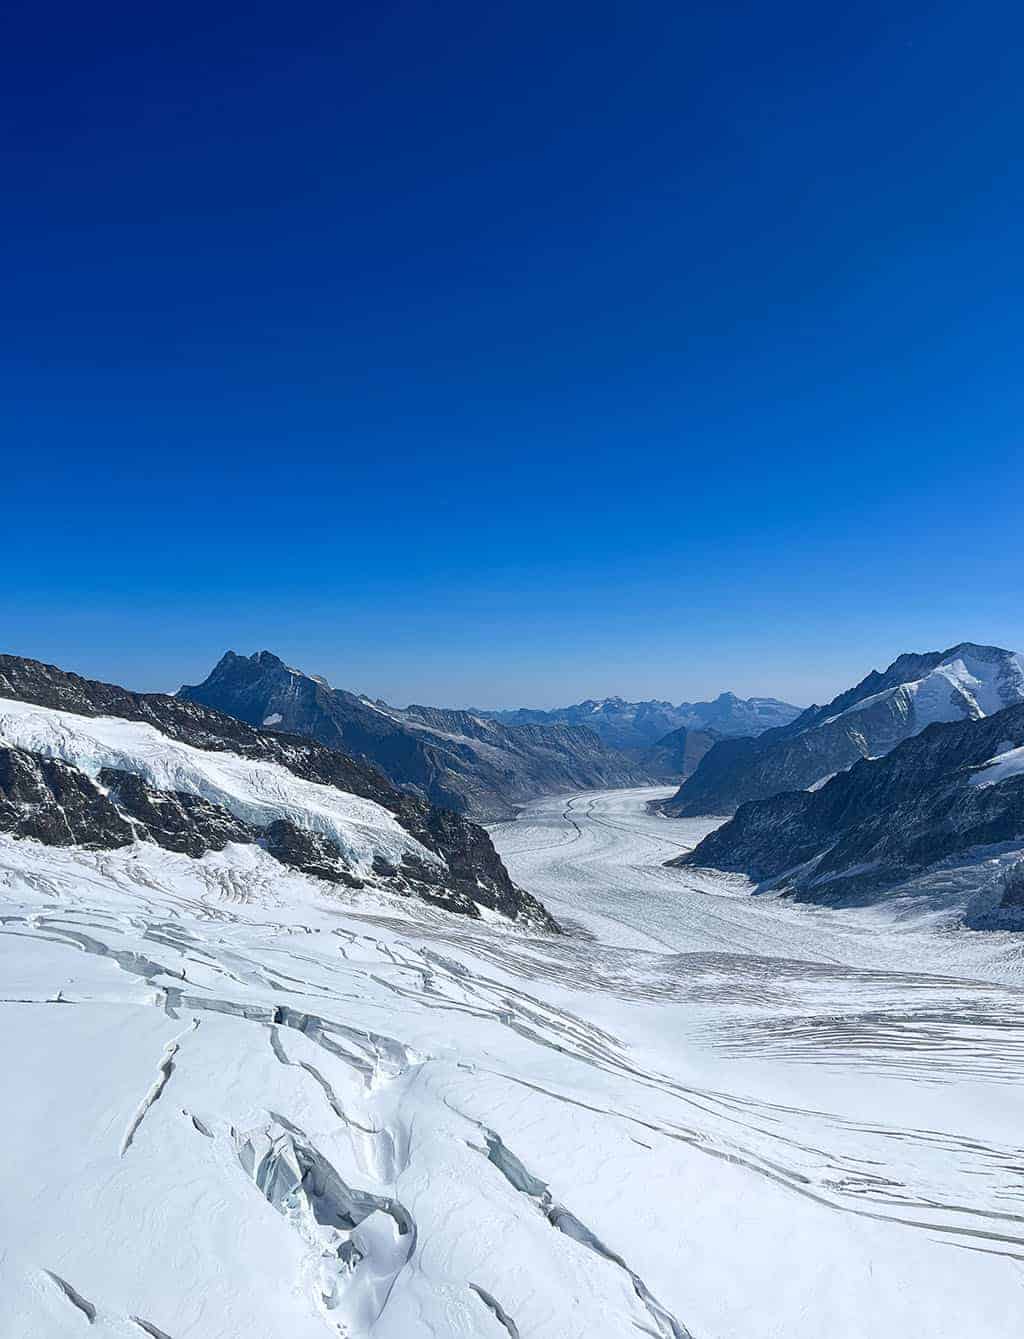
663;640;1024;818
179;650;656;821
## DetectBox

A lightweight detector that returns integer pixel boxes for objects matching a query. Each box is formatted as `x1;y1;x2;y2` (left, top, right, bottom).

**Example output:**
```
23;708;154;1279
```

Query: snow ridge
0;696;439;877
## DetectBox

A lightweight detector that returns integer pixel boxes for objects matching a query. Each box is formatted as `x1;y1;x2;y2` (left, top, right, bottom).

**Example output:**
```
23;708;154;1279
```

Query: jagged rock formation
671;702;1024;914
662;643;1024;817
100;766;252;856
179;651;655;821
0;746;135;847
0;654;554;928
481;692;800;751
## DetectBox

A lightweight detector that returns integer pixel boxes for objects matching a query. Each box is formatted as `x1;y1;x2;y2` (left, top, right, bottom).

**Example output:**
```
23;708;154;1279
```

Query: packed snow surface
3;786;1024;1337
0;697;438;875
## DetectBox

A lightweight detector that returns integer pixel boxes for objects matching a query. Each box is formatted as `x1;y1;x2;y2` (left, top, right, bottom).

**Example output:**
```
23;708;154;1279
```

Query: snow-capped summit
663;642;1024;816
674;692;1024;923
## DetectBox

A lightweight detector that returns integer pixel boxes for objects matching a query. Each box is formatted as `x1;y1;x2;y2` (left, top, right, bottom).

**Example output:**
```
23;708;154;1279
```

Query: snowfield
821;646;1024;731
3;787;1024;1338
0;698;439;876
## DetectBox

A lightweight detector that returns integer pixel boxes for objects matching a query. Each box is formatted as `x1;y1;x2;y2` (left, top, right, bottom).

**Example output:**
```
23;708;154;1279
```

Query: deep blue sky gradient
3;1;1023;705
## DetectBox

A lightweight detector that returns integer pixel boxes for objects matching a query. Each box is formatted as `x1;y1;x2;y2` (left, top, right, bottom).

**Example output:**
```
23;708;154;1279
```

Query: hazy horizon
6;631;1023;716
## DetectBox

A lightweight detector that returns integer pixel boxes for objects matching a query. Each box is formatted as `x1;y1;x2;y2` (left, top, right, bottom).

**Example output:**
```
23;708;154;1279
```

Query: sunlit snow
0;697;438;876
2;787;1022;1337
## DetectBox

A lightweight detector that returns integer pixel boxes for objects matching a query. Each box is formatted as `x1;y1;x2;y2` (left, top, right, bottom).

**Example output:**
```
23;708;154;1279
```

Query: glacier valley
2;786;1023;1337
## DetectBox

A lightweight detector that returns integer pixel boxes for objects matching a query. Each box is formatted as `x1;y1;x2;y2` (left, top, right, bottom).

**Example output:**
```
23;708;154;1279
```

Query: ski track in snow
3;788;1024;1337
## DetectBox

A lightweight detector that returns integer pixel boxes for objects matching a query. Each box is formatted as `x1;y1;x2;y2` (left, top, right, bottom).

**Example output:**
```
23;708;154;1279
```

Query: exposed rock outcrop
0;746;134;848
672;703;1024;915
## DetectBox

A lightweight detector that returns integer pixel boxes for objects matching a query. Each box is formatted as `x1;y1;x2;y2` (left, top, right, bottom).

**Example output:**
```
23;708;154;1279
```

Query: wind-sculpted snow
2;789;1024;1336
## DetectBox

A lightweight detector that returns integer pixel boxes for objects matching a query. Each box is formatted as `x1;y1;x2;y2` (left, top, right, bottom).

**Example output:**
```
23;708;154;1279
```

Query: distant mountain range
179;652;660;821
478;692;802;751
662;643;1024;817
673;695;1024;925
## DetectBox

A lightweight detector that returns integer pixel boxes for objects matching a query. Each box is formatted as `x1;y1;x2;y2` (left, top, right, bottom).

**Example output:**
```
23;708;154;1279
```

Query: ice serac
672;699;1024;920
0;654;555;927
662;642;1024;816
178;651;656;821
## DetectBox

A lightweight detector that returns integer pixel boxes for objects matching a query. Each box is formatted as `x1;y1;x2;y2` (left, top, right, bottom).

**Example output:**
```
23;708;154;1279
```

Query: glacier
2;786;1023;1337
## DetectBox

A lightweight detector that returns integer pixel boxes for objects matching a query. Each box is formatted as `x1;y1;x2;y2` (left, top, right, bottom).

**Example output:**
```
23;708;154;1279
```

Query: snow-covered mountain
662;642;1024;817
673;696;1024;924
0;654;552;927
179;652;657;821
4;650;1024;1338
481;692;801;751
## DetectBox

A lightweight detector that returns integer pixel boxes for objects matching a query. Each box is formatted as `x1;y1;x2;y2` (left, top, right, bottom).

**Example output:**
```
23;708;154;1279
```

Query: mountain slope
482;692;801;750
671;701;1024;922
662;643;1024;817
179;652;654;821
0;654;553;927
639;725;720;781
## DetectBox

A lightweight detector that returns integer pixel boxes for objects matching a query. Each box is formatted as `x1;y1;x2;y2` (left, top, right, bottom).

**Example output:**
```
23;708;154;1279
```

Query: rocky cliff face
662;643;1024;817
672;702;1024;917
0;654;554;928
0;746;135;847
179;651;654;821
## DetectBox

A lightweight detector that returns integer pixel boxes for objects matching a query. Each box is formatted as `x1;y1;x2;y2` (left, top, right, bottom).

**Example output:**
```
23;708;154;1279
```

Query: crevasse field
3;787;1023;1338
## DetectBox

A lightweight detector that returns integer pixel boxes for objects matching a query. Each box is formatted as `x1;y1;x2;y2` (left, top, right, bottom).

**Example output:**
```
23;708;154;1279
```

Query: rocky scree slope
672;701;1024;921
179;651;654;821
662;643;1024;817
0;654;554;927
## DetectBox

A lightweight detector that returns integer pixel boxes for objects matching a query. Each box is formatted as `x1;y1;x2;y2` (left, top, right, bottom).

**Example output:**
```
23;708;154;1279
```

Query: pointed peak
253;650;289;670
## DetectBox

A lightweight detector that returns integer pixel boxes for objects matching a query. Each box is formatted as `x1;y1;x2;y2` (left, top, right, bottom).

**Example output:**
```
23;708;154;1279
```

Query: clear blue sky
3;1;1023;707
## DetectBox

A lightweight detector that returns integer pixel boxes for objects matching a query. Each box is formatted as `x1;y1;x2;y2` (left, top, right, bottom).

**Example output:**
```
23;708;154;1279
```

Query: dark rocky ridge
639;726;720;782
672;703;1024;918
179;651;656;821
0;654;554;928
100;767;252;857
0;746;135;847
0;749;478;906
662;643;1024;817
